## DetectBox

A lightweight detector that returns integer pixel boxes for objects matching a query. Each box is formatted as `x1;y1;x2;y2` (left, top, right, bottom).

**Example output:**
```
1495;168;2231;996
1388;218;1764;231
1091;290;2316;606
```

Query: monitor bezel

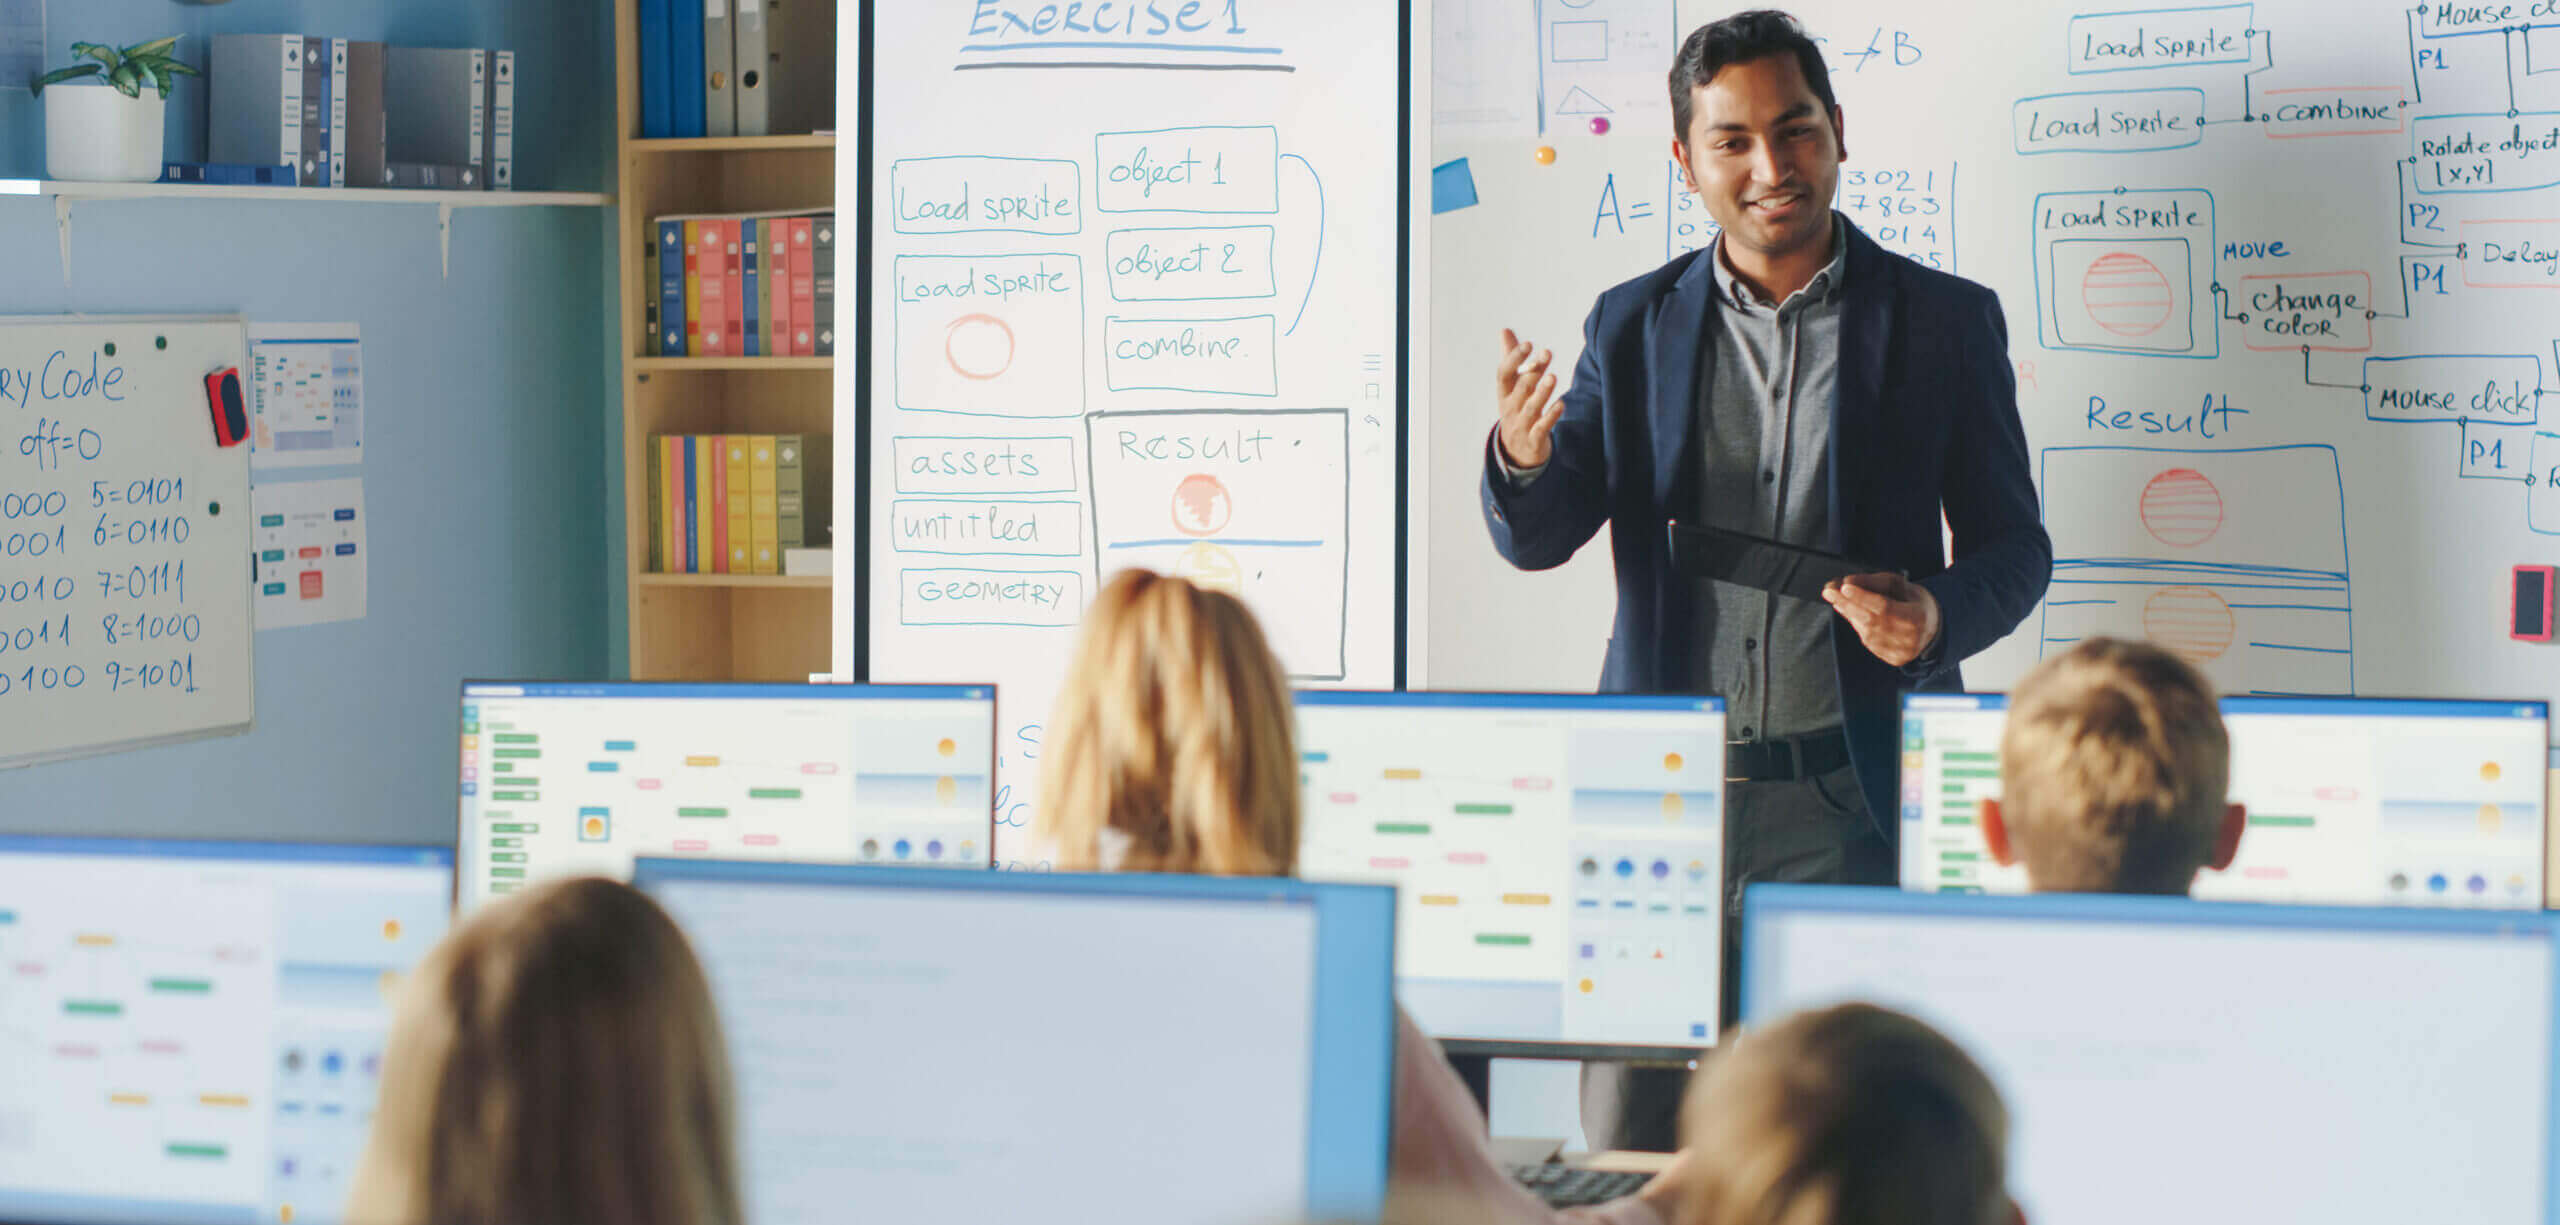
1896;690;2553;904
454;678;1002;901
1738;880;2560;1222
1294;686;1727;1064
0;831;456;1225
630;859;1400;1221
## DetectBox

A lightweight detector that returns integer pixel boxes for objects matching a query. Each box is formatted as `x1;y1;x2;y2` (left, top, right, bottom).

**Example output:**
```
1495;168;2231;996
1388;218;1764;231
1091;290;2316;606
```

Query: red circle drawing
2139;468;2224;548
944;313;1015;381
1170;474;1233;536
2143;586;2237;662
2082;251;2175;338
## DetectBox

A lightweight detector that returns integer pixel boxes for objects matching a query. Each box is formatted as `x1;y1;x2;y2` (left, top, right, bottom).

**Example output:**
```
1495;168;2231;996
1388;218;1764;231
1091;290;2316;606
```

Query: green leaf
28;62;100;98
155;59;201;78
71;42;122;72
106;60;142;98
119;36;180;62
142;61;171;99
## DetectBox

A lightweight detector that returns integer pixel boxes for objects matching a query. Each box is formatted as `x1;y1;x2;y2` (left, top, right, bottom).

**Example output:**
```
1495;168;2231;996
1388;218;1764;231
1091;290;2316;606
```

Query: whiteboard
854;0;1407;862
1426;0;2560;738
0;317;255;768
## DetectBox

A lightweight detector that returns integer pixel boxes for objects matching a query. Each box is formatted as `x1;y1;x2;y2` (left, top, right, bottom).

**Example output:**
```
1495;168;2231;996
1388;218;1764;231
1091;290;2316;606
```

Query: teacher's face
1673;53;1845;268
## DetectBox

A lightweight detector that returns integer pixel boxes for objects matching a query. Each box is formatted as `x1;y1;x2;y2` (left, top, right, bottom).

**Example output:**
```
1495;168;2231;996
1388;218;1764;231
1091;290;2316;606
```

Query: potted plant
32;37;198;183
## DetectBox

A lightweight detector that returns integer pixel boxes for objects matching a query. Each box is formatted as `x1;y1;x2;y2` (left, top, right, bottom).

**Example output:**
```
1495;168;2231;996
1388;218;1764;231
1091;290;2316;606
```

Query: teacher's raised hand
1494;328;1567;469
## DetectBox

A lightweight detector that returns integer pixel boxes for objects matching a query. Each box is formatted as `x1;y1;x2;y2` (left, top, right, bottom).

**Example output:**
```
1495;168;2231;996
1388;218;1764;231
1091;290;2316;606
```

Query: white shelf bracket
438;202;454;278
53;195;72;285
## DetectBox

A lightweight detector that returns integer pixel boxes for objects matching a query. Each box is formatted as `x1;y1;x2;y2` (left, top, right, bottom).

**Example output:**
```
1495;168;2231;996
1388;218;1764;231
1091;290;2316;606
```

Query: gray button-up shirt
1501;217;1849;743
1695;219;1847;743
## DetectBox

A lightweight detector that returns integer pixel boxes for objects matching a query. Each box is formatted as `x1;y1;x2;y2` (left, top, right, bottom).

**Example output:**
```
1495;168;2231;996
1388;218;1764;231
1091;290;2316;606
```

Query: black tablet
1669;520;1886;601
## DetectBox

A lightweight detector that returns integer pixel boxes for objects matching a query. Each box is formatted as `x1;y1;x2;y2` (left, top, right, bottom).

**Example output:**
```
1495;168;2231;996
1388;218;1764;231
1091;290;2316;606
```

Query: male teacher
1481;11;2051;1148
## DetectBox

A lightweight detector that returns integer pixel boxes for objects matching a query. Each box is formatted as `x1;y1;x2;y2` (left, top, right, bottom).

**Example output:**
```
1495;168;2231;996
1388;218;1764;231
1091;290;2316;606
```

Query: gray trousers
1577;762;1891;1152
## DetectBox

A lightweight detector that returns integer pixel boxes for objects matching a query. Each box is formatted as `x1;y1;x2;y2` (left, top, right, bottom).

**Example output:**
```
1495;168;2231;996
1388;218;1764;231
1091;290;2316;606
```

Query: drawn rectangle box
2361;354;2540;423
2037;444;2351;699
889;499;1084;557
2421;3;2523;37
1102;315;1278;397
2011;89;2204;155
2459;420;2535;481
891;436;1078;494
1085;408;1350;680
2236;271;2371;352
898;568;1083;628
1104;227;1278;302
890;156;1082;236
2260;87;2404;140
2533;26;2560;68
2048;237;2197;354
2034;188;2215;358
892;254;1085;418
1093;126;1277;214
2463;219;2560;288
2530;432;2560;535
1549;20;1608;63
2066;4;2253;74
2411;113;2560;195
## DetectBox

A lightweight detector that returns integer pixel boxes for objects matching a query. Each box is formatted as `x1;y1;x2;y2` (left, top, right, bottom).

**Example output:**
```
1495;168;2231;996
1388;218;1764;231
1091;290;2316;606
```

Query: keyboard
1509;1162;1653;1208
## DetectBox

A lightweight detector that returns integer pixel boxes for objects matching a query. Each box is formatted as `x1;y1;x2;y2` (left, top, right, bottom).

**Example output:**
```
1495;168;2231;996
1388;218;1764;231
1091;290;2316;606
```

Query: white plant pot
44;84;165;183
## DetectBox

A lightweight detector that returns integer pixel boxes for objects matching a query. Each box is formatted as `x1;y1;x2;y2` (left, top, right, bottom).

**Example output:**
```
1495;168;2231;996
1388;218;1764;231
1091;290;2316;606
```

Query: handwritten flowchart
1426;0;2560;722
865;0;1401;862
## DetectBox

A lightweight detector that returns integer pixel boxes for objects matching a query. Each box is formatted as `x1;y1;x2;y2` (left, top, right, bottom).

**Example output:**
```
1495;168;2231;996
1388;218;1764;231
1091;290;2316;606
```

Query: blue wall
0;0;619;844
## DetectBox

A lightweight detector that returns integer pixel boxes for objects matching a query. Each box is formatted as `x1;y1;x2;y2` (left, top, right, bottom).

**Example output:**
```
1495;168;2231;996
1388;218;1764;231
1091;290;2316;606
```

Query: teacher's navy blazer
1482;219;2053;848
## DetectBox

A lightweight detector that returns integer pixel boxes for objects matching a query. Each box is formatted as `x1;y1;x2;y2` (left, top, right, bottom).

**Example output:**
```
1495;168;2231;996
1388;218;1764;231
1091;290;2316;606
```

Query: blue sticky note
1431;157;1479;215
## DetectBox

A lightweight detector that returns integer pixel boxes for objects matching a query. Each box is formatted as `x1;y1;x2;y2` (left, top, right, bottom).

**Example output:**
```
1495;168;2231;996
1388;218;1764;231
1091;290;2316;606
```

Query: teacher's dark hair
1668;10;1839;141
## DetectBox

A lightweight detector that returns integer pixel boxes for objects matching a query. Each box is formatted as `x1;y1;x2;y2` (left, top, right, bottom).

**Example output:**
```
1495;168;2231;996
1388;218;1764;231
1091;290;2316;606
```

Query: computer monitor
1900;694;2549;905
1294;690;1726;1060
0;835;454;1225
1743;885;2560;1225
632;860;1396;1225
456;681;997;907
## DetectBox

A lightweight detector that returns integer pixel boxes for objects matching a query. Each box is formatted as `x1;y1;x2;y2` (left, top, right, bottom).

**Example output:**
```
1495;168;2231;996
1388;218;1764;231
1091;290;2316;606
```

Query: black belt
1725;728;1852;782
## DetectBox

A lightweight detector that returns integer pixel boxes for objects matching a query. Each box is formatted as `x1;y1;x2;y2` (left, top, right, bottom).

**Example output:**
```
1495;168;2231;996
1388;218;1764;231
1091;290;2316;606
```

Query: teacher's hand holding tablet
1494;328;1566;469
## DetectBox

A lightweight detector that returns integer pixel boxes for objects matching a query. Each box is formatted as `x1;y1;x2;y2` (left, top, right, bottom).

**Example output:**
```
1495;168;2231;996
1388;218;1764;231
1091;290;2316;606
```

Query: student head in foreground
1980;636;2247;896
1681;1002;2018;1225
1040;568;1688;1224
1040;565;1301;876
346;876;741;1225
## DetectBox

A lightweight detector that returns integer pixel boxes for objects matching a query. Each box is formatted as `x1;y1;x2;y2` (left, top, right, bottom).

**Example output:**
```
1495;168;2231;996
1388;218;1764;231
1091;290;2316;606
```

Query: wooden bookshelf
612;0;837;681
629;134;837;155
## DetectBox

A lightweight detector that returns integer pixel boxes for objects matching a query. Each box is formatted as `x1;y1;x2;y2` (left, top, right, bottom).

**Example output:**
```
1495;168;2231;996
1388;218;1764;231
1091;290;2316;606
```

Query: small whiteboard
0;316;254;768
856;1;1407;865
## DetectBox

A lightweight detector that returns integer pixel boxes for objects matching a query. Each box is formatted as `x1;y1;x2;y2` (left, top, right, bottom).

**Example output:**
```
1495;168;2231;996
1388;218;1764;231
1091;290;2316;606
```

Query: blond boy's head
1982;637;2246;896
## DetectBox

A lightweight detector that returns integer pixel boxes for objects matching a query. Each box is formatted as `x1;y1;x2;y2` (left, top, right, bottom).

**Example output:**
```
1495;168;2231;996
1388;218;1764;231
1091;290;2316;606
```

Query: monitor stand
1449;1051;1493;1121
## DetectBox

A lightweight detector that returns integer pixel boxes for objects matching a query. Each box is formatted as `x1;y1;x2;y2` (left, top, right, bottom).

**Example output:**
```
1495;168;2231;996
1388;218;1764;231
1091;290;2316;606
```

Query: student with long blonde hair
1040;568;1687;1224
345;876;743;1225
1040;566;1301;876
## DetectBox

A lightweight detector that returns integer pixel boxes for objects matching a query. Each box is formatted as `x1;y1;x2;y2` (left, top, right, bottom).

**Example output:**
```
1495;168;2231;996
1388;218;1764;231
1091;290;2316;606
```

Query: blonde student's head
346;877;741;1225
1982;636;2246;896
1038;567;1299;877
1682;1003;2015;1225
